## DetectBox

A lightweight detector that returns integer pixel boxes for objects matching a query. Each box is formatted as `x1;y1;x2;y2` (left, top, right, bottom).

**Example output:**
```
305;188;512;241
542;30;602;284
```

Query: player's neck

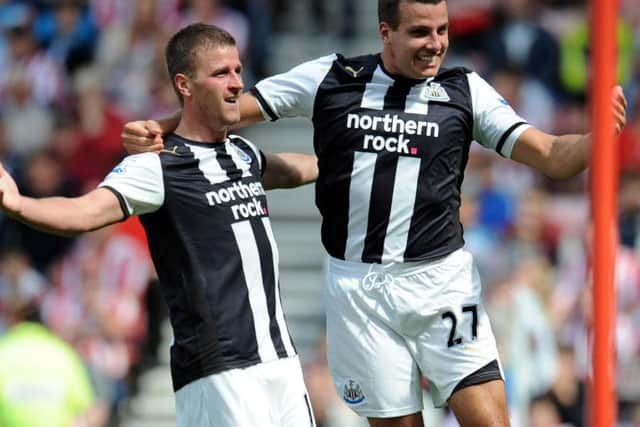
175;115;228;144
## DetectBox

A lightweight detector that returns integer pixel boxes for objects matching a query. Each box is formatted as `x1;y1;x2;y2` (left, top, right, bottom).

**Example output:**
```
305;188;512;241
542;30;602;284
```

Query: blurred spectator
1;67;53;159
490;65;556;133
65;67;126;187
146;65;181;120
43;225;152;424
232;0;273;80
554;223;640;406
558;11;635;101
0;250;46;332
485;0;561;96
618;92;640;174
178;0;250;59
2;151;76;273
488;255;558;427
459;193;507;286
618;172;640;252
0;254;99;426
528;395;563;427
445;0;494;73
0;16;65;107
90;0;180;30
540;345;586;427
32;0;99;74
95;0;172;118
309;0;357;40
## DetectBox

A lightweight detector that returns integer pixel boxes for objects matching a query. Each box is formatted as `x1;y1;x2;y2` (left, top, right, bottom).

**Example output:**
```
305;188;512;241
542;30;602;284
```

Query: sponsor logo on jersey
347;113;439;155
421;82;450;102
205;181;268;220
343;380;365;405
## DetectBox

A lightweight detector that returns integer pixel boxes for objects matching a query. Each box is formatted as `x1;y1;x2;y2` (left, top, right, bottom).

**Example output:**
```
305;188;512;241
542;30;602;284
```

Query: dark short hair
165;23;236;103
378;0;446;30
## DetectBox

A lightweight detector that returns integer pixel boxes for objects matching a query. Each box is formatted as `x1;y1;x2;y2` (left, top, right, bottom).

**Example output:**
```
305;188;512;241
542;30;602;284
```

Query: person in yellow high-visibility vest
0;282;97;427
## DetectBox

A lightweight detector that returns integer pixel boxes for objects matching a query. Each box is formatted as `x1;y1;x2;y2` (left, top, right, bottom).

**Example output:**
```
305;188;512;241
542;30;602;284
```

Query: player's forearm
284;153;318;187
232;92;268;129
264;152;318;189
14;197;100;236
12;193;122;236
545;133;591;179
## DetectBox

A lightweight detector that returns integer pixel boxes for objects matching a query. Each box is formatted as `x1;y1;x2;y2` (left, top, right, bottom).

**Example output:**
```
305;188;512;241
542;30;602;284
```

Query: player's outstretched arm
510;85;627;179
0;162;125;236
262;152;318;190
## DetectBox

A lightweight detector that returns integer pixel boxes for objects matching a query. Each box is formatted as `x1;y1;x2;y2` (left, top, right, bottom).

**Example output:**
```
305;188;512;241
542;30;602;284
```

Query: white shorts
325;249;502;418
175;356;315;427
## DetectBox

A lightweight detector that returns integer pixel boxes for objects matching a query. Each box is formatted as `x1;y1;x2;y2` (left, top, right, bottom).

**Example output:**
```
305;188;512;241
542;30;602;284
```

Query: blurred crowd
0;0;637;426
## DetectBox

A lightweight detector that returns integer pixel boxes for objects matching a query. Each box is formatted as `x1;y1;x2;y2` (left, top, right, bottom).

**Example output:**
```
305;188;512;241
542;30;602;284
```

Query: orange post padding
590;0;619;425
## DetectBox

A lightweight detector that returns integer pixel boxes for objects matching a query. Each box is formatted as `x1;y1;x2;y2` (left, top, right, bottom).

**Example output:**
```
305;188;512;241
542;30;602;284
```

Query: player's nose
229;71;243;92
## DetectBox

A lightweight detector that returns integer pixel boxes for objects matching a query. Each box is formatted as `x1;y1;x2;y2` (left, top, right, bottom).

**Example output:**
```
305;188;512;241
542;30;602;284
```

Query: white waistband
327;248;466;276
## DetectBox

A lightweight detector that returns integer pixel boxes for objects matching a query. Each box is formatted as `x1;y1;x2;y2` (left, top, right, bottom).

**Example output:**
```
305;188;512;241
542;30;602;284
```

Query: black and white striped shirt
252;53;531;264
99;133;296;391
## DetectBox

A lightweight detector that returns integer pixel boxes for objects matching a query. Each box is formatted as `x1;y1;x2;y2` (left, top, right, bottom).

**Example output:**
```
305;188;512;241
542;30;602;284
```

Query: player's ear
379;22;391;44
175;73;192;98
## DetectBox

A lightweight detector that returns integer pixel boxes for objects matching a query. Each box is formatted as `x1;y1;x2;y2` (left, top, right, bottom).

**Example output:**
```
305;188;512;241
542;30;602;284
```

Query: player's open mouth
225;98;238;104
416;54;436;63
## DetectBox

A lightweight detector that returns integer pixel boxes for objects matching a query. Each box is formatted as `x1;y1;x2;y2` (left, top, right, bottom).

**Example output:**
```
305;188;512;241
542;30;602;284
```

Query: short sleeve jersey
252;53;531;263
98;133;296;391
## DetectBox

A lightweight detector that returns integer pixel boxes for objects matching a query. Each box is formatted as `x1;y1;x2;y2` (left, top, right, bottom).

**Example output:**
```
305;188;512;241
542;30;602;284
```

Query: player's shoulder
332;53;380;80
228;134;263;167
228;134;258;154
434;66;474;83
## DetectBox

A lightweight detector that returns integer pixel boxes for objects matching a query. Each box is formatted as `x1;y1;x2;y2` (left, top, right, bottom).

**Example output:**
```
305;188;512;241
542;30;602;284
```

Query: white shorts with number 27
325;248;502;418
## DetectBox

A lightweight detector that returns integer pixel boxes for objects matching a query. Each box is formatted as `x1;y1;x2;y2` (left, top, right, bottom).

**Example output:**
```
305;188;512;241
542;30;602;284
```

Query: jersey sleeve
98;153;164;216
251;54;337;121
468;72;532;158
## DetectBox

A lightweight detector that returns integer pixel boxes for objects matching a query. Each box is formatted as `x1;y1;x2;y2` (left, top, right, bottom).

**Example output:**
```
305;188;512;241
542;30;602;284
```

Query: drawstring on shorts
361;262;396;292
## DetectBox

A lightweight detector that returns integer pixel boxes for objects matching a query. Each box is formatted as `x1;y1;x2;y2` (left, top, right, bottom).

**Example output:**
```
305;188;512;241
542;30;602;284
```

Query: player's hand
0;162;22;218
122;120;164;154
612;85;627;136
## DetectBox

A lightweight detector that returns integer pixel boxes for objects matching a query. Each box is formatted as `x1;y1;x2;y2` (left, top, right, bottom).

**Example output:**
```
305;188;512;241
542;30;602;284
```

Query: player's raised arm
235;92;268;128
510;85;627;178
122;116;178;154
0;162;125;236
261;152;318;190
123;92;268;155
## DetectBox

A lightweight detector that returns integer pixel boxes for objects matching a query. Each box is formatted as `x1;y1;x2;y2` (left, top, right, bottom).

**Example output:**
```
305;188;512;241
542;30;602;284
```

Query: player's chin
416;64;440;79
223;112;241;126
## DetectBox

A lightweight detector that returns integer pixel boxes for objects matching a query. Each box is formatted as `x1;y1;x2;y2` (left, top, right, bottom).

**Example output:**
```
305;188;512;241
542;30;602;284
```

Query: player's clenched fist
121;119;165;154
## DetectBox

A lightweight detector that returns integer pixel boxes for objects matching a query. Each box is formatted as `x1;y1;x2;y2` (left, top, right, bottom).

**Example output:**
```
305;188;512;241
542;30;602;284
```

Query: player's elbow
540;163;581;180
536;138;588;180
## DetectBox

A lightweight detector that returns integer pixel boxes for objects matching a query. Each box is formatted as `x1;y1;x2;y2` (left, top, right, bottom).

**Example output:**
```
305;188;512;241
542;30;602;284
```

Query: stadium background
0;0;638;426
